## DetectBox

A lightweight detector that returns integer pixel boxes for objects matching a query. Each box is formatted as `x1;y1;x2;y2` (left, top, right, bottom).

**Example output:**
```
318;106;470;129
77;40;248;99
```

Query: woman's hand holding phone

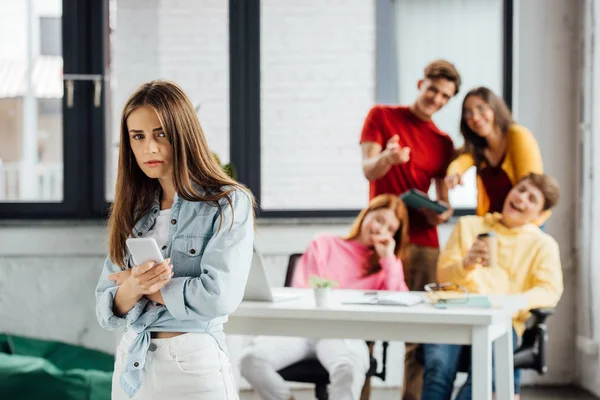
110;258;173;294
108;269;132;286
112;259;173;315
126;258;173;296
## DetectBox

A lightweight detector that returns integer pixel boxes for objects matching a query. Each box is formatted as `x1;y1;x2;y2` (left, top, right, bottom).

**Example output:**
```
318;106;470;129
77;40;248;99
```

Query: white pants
112;332;238;400
239;336;369;400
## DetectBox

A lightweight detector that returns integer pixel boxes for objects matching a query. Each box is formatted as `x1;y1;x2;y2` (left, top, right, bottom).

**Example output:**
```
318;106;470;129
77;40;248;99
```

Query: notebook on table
341;292;424;307
432;295;493;309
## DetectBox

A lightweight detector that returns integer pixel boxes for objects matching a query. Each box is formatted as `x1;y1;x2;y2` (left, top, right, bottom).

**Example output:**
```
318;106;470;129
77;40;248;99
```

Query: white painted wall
0;221;451;390
575;0;600;396
0;0;586;394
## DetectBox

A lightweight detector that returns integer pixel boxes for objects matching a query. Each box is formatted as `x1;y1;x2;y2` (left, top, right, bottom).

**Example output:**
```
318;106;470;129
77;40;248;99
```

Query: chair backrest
284;253;303;287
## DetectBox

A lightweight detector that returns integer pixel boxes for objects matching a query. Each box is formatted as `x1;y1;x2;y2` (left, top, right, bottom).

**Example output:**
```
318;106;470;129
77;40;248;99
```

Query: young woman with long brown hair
239;194;410;400
445;87;547;224
95;80;255;399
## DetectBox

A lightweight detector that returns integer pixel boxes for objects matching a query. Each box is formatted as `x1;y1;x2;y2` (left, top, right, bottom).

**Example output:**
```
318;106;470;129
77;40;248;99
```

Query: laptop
243;248;301;302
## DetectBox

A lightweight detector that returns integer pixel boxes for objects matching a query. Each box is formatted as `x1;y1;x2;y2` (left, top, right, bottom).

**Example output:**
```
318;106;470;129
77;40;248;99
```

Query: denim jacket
95;188;254;397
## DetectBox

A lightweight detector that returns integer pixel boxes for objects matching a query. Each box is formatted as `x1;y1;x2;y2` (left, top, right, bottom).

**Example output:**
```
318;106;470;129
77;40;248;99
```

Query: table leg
472;325;492;400
494;320;515;400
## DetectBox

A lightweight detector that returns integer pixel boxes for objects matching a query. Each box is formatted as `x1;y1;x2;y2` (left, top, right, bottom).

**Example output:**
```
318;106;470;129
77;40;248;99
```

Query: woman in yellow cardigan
446;87;546;223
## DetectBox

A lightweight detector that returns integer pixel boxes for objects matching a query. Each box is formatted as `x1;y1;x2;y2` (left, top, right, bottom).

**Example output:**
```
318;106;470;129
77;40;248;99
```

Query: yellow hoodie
437;213;563;336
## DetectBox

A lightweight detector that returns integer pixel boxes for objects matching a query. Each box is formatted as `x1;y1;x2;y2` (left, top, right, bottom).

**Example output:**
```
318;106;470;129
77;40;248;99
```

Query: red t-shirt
360;105;455;248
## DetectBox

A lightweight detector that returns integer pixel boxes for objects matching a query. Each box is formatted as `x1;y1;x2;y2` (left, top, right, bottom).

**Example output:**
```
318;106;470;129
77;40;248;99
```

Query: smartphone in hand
126;238;165;267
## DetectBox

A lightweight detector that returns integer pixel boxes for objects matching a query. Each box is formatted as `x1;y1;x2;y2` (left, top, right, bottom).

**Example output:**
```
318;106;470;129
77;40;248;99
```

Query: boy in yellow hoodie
421;173;563;400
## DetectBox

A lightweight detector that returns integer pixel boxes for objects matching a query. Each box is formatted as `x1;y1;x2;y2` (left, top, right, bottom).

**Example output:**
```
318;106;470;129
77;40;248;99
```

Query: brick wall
260;0;373;210
113;0;228;160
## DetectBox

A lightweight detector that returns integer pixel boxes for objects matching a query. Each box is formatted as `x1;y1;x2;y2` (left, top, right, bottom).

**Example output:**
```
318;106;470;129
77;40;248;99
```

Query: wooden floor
239;386;598;400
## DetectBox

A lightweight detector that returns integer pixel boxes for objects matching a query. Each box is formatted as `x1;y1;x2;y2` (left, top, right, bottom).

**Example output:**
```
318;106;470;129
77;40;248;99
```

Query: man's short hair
520;173;561;211
424;59;462;96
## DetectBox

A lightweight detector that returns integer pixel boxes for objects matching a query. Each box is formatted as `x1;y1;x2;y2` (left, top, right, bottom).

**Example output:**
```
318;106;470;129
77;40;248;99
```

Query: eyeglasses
463;104;491;120
424;282;469;304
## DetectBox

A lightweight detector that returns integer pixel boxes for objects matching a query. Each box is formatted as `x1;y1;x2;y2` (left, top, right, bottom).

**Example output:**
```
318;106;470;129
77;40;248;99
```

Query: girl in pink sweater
292;195;410;292
240;194;410;400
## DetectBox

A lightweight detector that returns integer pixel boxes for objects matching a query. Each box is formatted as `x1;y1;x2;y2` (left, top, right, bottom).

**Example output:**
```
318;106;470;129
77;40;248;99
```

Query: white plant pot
314;287;333;308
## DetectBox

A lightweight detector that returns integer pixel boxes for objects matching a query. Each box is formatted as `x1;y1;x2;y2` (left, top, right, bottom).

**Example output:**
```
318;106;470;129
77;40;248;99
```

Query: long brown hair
345;194;410;278
108;80;255;267
459;87;514;167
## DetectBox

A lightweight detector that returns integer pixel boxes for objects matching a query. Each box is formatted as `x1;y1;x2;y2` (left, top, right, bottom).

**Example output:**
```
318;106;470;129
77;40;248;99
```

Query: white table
226;288;527;400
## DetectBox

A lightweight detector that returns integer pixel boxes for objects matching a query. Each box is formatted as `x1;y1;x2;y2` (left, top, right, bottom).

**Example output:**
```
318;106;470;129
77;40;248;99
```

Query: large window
106;0;230;201
0;0;512;220
0;0;63;203
0;0;106;218
231;0;513;218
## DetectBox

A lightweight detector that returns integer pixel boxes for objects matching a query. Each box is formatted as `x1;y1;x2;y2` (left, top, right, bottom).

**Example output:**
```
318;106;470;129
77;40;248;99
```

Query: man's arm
436;177;454;220
421;177;454;226
361;137;410;181
521;239;564;311
361;142;392;181
435;176;449;204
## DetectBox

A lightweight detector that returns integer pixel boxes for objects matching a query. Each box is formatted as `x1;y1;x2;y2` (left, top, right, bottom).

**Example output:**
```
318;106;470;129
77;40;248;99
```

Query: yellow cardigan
447;124;548;224
437;213;563;336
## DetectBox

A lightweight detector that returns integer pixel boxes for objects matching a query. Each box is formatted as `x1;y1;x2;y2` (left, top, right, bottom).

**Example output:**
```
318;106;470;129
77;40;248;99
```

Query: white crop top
144;208;171;251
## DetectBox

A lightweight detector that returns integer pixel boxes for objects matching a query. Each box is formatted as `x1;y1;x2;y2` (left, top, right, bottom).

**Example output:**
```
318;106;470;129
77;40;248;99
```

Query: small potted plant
213;152;237;179
309;275;338;308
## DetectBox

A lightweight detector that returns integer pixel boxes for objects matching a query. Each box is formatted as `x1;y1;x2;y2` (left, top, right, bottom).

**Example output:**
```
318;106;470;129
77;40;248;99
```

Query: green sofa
0;334;113;400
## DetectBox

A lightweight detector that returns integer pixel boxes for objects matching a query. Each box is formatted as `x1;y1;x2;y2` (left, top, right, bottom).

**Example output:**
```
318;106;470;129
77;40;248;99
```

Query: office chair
276;253;389;400
512;308;553;373
458;307;554;373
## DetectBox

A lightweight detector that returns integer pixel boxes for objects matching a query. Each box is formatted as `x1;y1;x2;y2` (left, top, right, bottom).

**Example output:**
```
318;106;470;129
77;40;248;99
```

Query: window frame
229;0;514;219
0;0;109;220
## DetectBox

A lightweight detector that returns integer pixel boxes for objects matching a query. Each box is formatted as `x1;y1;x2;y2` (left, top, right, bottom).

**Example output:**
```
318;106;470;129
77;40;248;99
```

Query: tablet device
400;189;449;214
126;237;165;267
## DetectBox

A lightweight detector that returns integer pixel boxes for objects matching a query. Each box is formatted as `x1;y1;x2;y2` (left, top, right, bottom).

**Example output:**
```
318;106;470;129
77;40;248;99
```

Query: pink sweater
291;234;409;291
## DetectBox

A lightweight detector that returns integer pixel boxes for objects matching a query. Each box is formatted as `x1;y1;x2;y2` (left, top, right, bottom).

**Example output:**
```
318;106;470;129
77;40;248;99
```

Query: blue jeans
421;328;521;400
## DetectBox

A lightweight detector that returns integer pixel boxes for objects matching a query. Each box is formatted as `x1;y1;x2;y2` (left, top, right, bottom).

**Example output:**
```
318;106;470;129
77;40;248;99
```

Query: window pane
260;0;373;210
106;0;230;201
395;0;503;209
0;0;63;202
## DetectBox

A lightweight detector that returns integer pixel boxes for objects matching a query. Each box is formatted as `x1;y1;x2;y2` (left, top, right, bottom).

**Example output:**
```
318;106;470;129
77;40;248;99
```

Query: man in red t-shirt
360;59;461;400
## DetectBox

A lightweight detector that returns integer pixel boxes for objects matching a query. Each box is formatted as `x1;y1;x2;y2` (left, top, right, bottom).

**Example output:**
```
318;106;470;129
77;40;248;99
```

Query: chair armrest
529;308;555;325
514;308;554;374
